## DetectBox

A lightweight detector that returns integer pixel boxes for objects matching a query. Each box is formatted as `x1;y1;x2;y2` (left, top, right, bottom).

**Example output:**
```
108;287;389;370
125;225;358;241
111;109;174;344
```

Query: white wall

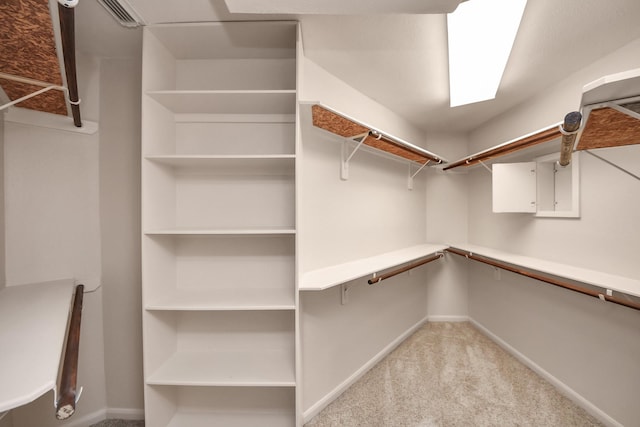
7;53;109;427
466;38;640;426
98;57;144;418
425;132;469;319
299;55;439;419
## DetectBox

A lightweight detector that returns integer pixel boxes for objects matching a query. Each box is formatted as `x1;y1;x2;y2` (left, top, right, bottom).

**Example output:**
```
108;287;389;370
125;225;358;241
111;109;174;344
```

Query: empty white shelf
450;243;640;298
145;288;295;311
166;412;295;427
145;155;295;174
144;227;296;235
300;243;448;291
146;349;295;387
146;90;296;114
0;279;75;412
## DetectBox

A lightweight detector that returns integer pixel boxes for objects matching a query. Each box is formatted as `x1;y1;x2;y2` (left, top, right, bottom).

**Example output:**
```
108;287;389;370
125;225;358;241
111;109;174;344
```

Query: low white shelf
146;349;295;387
450;243;640;298
0;279;75;412
300;244;448;291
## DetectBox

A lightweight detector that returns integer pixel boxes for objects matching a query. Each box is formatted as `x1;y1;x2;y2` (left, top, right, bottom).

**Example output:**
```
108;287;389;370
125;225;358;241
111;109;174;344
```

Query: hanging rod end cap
58;0;79;8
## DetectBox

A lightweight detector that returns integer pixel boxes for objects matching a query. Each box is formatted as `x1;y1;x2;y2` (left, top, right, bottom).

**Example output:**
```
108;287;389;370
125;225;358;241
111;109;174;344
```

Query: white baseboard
106;407;145;420
427;315;469;322
469;318;622;427
303;315;428;423
62;408;107;427
60;407;144;427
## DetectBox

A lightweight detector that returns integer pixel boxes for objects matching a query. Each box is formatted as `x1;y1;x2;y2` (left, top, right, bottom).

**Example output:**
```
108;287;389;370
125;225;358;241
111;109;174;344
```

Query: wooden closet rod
58;2;82;127
446;248;640;311
368;253;444;285
56;284;84;420
443;126;561;171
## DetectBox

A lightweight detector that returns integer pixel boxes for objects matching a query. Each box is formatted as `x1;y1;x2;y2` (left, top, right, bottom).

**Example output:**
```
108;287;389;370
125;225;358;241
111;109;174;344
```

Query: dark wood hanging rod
443;126;561;171
446;248;640;311
368;253;444;285
56;284;84;420
58;2;82;127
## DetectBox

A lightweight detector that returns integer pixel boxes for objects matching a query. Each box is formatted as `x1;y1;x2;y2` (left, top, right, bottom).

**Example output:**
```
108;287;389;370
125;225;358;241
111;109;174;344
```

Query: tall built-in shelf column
141;22;298;426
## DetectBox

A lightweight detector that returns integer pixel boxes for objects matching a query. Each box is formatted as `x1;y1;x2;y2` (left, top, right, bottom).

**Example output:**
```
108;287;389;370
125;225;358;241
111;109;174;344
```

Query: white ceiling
76;0;640;132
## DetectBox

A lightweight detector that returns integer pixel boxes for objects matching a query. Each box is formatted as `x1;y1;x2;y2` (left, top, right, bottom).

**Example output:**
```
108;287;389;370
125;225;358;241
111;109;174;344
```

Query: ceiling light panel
447;0;527;107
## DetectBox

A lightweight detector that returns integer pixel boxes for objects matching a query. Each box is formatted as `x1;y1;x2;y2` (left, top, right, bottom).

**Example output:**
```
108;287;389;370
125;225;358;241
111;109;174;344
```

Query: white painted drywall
6;53;108;427
98;58;144;418
466;38;640;426
425;132;469;319
299;55;436;418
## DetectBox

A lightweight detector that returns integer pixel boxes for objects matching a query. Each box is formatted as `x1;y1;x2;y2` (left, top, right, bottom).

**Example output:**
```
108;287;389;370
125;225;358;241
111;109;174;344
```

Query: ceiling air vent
98;0;144;28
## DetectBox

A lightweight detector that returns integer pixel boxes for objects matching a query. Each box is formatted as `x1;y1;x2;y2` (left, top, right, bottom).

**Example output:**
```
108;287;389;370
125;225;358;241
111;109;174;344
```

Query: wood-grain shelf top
308;103;446;165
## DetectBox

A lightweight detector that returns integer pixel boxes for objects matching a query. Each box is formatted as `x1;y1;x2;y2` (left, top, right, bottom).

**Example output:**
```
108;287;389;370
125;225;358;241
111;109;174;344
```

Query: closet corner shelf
301;102;447;166
0;279;75;412
300;243;448;291
448;243;640;299
146;90;296;115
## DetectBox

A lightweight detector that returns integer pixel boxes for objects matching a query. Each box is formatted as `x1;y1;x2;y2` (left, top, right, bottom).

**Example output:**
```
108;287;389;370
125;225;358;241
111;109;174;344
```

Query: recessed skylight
447;0;527;107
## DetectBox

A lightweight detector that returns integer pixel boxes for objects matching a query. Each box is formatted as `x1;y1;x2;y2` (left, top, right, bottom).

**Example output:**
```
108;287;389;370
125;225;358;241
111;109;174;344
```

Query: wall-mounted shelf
0;279;75;413
300;102;447;184
300;243;448;291
147;90;296;115
576;68;640;152
448;243;640;301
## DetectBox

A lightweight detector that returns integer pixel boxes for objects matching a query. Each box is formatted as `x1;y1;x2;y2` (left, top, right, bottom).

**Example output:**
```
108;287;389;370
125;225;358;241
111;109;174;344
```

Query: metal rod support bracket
341;133;368;180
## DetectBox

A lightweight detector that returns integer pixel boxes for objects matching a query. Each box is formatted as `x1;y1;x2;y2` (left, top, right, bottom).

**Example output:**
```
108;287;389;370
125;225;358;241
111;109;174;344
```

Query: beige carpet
305;322;603;426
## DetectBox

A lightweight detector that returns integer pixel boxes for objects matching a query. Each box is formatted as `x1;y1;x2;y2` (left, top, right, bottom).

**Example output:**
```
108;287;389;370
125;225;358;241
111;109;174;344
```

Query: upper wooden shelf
302;102;447;165
576;68;640;151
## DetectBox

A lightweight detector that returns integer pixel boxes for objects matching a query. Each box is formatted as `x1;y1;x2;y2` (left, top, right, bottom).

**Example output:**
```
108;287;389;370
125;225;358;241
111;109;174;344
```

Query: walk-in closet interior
0;1;639;426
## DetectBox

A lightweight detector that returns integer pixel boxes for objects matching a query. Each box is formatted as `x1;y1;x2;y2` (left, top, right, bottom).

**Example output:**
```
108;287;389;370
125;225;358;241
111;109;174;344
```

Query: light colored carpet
305;322;603;426
89;420;144;427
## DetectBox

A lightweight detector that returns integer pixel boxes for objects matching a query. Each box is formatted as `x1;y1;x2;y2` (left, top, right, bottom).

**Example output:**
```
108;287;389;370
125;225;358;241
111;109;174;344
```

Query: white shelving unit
141;21;298;426
300;244;448;291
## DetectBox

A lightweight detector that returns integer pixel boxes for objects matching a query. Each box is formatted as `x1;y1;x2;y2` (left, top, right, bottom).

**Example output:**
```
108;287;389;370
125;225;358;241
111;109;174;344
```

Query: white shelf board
300;243;448;291
0;279;75;412
144;227;296;236
147;90;296;114
145;155;295;174
166;411;295;427
450;243;640;298
146;349;295;387
147;21;297;60
581;67;640;106
145;288;295;311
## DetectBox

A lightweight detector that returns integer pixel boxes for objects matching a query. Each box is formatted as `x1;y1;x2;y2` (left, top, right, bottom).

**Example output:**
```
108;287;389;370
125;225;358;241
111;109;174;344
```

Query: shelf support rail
583;150;640;182
55;284;84;420
341;132;368;180
446;248;640;311
0;73;70;112
368;252;444;285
